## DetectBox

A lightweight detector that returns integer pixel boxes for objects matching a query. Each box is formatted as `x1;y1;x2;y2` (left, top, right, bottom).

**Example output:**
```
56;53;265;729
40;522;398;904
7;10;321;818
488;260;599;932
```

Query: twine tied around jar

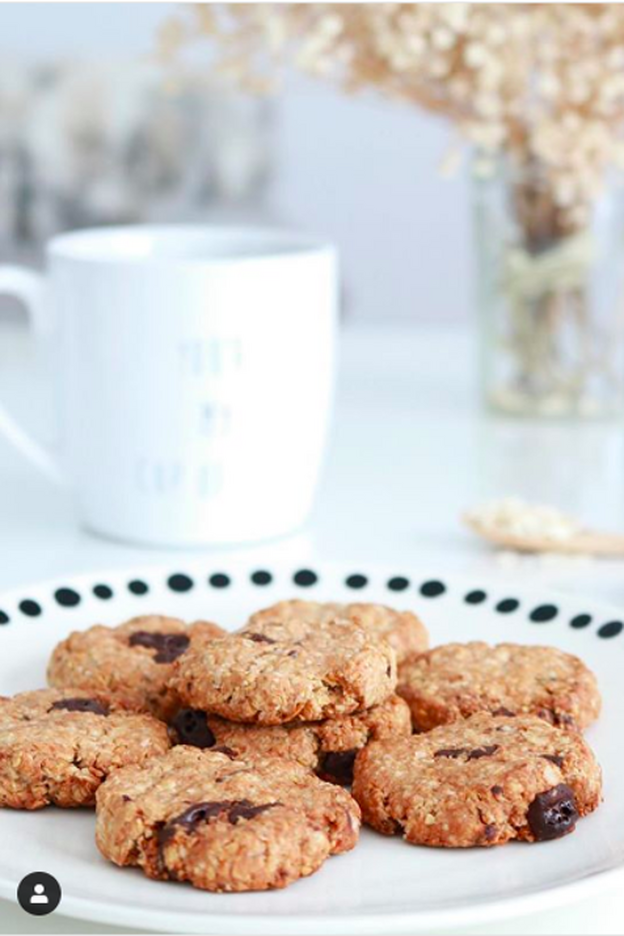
503;231;595;301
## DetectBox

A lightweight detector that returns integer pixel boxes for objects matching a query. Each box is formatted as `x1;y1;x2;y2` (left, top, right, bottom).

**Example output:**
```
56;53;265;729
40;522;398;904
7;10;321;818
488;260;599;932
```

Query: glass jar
474;157;624;418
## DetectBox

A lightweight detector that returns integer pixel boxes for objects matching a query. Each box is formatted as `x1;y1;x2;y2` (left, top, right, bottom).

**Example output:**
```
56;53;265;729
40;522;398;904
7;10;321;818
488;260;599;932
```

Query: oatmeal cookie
169;615;397;725
170;694;412;785
95;745;360;891
352;712;602;847
0;688;170;809
398;642;601;732
47;615;225;720
248;599;428;662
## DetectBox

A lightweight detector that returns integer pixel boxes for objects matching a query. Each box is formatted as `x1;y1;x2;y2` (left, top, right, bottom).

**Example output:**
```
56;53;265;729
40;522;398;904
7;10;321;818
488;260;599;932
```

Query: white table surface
0;320;623;935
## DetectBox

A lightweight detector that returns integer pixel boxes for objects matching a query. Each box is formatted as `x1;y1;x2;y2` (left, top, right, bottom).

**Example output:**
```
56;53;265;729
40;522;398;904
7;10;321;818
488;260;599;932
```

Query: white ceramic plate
0;560;622;935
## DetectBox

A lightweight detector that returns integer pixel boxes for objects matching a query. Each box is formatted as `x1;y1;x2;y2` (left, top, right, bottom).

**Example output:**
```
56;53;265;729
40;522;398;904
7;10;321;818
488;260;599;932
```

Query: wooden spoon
463;500;624;557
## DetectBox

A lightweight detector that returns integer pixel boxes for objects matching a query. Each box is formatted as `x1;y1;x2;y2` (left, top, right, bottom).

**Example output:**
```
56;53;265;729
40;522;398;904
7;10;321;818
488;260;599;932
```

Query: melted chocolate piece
491;707;516;717
483;824;498;842
318;749;358;785
128;631;190;663
527;784;578;841
491;785;503;796
158;802;226;848
158;799;279;848
49;698;109;716
434;745;499;761
467;745;499;760
170;708;216;749
537;708;575;729
246;633;276;644
541;753;565;768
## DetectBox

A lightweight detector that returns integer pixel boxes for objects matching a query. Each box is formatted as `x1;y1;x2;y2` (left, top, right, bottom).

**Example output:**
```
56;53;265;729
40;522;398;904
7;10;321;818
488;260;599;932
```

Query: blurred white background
0;1;471;323
1;12;624;933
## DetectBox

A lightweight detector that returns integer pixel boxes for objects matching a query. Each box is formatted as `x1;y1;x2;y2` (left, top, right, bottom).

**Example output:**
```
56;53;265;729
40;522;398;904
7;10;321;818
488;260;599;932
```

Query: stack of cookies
0;597;604;894
167;600;428;786
357;639;603;848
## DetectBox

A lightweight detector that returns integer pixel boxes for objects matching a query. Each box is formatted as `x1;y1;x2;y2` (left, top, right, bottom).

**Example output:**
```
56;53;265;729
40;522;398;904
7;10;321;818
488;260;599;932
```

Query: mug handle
0;265;64;484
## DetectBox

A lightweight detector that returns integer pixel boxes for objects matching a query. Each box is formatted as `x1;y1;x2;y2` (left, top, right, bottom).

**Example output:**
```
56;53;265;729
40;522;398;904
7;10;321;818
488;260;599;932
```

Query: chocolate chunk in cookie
159;799;281;846
318;750;358;785
169;709;216;749
49;697;109;716
47;615;225;720
434;745;499;760
96;746;360;891
170;696;411;786
352;712;601;847
398;641;601;732
0;688;170;809
527;784;579;841
128;631;190;663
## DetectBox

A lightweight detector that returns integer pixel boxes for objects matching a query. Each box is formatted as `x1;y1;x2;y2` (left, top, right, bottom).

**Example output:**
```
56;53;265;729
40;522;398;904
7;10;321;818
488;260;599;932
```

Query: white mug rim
47;224;335;266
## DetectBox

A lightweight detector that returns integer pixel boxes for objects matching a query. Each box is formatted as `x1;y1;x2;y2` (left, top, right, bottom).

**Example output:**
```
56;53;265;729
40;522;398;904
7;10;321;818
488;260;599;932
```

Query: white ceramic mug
0;226;337;546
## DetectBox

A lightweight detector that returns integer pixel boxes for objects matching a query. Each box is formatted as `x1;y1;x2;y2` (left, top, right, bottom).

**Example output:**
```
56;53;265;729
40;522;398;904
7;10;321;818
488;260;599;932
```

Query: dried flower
164;3;624;228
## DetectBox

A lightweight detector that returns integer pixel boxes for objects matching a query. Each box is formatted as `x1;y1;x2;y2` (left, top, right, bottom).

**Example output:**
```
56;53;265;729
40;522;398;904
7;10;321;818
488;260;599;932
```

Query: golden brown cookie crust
170;695;412;785
95;746;360;891
352;712;602;847
47;615;224;720
0;688;170;809
248;599;428;662
398;641;601;732
169;615;397;725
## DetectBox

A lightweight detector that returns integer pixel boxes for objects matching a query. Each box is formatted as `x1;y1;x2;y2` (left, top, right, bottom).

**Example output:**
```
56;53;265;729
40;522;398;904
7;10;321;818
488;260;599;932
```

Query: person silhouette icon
29;884;48;905
18;872;61;915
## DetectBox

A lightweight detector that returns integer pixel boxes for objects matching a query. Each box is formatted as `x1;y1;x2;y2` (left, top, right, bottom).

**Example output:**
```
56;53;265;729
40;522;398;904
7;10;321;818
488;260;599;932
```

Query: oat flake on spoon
464;497;624;557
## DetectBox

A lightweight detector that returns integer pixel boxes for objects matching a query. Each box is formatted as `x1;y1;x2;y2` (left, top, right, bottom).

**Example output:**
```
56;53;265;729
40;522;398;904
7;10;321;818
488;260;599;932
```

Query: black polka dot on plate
54;587;81;608
529;604;558;623
251;570;273;586
570;613;592;629
0;611;9;625
128;580;149;596
420;580;446;598
387;576;409;592
598;620;623;639
19;599;42;617
168;574;194;593
465;589;487;605
293;569;318;587
209;573;230;589
345;574;368;589
496;598;519;614
93;584;113;600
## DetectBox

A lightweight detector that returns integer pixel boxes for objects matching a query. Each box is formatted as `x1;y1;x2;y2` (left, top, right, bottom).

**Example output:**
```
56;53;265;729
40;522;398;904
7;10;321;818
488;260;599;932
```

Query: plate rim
0;558;622;934
0;558;622;641
0;859;622;935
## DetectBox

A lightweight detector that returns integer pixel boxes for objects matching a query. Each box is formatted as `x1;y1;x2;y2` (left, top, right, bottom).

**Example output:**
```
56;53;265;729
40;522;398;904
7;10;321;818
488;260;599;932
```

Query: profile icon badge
31;884;48;905
17;872;62;916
